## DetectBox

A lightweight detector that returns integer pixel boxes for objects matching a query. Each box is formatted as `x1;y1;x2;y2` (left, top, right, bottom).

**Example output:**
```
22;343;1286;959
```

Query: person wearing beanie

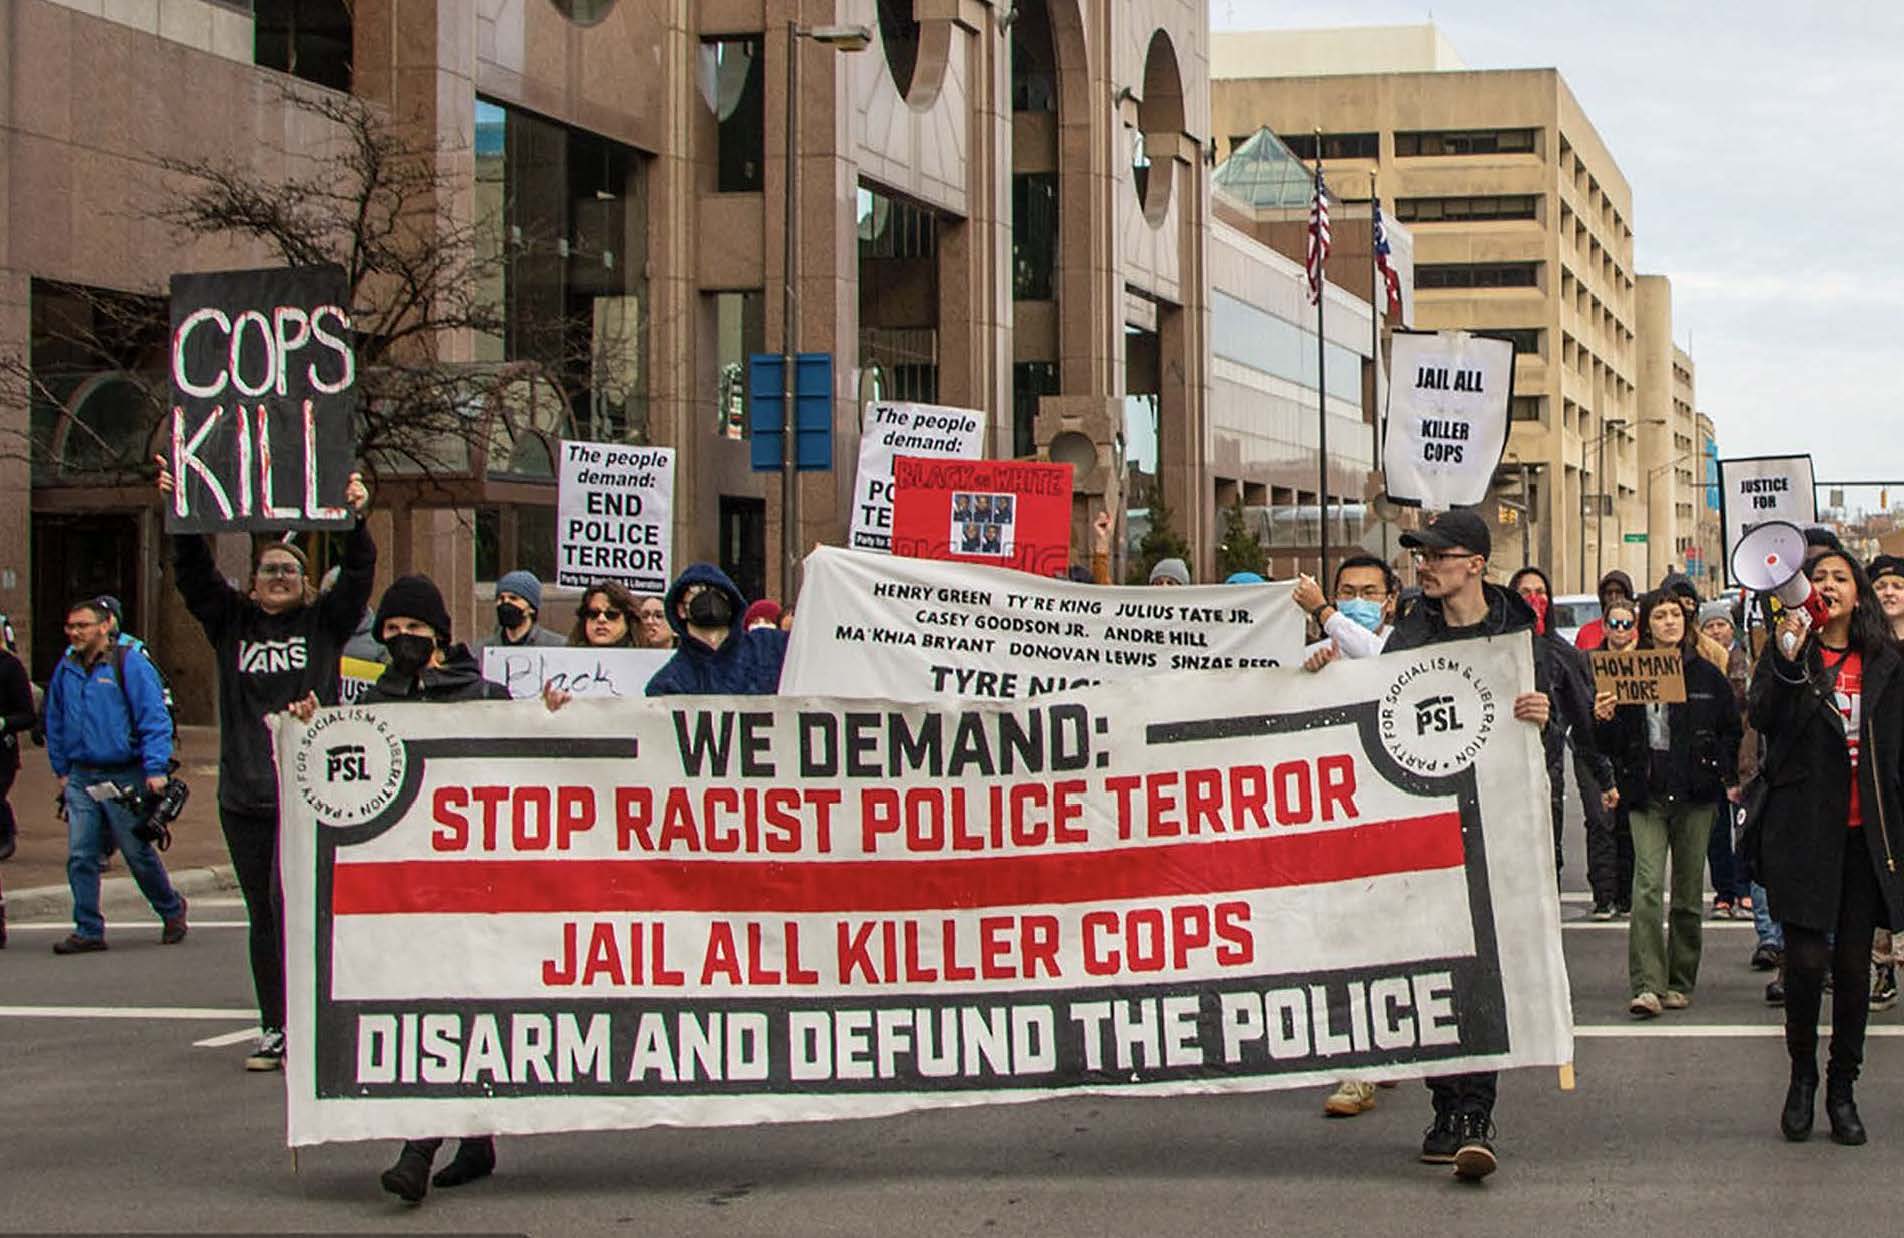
1225;571;1266;585
478;570;565;650
1148;557;1191;587
743;600;783;631
1870;555;1904;645
1866;554;1904;1011
1692;597;1755;919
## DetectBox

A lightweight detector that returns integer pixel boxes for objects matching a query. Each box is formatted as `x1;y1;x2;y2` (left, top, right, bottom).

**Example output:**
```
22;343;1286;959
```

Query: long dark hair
1637;590;1695;657
566;581;639;648
1810;550;1892;653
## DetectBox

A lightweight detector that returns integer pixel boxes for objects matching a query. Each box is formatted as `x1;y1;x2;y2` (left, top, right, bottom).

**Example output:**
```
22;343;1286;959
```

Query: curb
3;865;239;925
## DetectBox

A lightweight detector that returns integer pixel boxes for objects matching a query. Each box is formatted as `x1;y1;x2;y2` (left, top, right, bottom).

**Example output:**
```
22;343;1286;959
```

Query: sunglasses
582;607;624;622
1605;617;1636;630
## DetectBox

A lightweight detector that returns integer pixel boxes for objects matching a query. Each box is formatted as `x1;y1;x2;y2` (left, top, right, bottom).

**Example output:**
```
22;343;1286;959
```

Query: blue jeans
1751;881;1783;952
65;766;183;940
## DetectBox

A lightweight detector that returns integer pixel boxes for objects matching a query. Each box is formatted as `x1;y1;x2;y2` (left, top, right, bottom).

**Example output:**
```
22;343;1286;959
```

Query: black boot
1826;1074;1867;1146
432;1137;496;1188
380;1141;438;1203
1781;1058;1817;1142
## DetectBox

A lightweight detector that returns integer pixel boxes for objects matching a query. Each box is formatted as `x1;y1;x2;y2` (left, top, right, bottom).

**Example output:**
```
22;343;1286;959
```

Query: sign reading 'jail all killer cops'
166;264;359;533
1381;330;1516;511
275;634;1570;1145
556;441;675;594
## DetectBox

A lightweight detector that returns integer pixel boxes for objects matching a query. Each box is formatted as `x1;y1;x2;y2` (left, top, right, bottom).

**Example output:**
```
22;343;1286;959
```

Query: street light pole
779;23;871;605
1595;417;1626;584
1645;448;1702;584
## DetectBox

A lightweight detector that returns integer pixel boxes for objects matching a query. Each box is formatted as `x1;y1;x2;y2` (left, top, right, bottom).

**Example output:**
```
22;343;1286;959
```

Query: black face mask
686;589;735;629
385;633;436;677
496;601;528;632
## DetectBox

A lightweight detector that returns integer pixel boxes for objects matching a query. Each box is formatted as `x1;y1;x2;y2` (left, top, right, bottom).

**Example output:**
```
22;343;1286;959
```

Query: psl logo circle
1377;654;1498;777
293;707;408;826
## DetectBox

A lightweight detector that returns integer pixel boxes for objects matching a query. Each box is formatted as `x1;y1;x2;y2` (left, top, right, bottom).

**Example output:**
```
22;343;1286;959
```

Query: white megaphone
1730;520;1829;656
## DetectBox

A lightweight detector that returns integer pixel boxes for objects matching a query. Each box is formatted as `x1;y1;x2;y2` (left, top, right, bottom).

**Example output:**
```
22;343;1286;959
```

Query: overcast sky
1216;1;1904;496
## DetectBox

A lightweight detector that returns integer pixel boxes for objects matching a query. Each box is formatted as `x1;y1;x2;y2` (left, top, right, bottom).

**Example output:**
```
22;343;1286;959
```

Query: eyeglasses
1335;585;1390;601
1605;618;1636;630
1410;550;1478;564
63;620;97;632
583;607;624;622
256;562;303;579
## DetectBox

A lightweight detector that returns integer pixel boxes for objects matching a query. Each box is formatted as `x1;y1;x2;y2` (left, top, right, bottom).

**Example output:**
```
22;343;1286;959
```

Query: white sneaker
1629;992;1662;1019
1661;990;1691;1010
246;1028;286;1072
1323;1079;1378;1117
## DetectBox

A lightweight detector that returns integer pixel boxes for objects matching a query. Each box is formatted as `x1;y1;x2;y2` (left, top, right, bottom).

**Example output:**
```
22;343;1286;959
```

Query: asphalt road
2;789;1898;1238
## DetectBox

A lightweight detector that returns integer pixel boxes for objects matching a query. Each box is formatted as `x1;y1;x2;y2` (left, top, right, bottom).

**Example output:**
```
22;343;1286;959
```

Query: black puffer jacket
361;644;511;705
1748;639;1904;934
1594;649;1741;812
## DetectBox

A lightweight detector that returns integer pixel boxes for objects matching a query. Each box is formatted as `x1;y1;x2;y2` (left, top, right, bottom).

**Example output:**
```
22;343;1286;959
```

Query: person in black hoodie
156;454;375;1072
289;574;508;1201
1508;566;1620;886
1593;591;1741;1020
1751;547;1904;1145
1351;509;1552;1181
644;563;789;697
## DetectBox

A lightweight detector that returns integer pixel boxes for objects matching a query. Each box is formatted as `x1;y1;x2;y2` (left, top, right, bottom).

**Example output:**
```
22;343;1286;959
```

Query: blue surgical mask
1338;598;1384;632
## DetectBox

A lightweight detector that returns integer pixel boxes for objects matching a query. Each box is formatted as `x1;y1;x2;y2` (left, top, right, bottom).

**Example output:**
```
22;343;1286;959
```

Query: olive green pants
1628;799;1708;998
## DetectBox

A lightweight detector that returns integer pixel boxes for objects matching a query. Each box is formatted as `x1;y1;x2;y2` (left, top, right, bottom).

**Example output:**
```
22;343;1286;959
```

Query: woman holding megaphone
1594;592;1741;1019
1750;548;1904;1145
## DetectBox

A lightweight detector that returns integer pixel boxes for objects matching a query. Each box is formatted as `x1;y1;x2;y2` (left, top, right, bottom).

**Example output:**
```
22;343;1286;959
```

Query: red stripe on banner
329;812;1464;916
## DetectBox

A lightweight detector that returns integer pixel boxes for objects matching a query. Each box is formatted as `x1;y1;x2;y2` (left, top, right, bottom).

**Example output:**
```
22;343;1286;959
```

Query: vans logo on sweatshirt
237;637;309;675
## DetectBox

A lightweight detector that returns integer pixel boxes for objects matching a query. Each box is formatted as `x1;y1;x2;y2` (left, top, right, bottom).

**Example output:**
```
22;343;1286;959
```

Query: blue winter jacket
644;563;789;697
46;643;174;778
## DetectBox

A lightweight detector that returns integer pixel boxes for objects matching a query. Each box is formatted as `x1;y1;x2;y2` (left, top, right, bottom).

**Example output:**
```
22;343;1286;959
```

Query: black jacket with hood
1511;566;1615;795
1593;648;1742;811
361;643;511;706
644;563;789;696
175;521;376;815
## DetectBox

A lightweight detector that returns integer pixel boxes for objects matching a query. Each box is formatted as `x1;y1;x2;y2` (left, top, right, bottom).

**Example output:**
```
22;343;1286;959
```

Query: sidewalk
3;725;237;922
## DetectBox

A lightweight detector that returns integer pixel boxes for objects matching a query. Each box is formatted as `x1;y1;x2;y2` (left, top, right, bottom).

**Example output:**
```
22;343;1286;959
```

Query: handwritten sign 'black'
166;265;358;533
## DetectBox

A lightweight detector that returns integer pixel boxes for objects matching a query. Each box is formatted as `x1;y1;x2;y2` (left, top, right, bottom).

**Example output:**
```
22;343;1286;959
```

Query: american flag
1372;197;1403;319
1306;163;1331;305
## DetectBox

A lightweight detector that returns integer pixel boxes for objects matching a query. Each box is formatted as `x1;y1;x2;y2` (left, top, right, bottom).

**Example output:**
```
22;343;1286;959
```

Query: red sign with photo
890;456;1074;576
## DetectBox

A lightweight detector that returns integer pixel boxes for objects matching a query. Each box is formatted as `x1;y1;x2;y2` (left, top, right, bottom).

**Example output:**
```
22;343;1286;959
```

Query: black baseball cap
1400;508;1491;560
1870;554;1904;584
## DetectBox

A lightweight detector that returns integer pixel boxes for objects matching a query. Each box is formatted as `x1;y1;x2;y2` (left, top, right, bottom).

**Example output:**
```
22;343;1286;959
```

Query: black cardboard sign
165;265;357;533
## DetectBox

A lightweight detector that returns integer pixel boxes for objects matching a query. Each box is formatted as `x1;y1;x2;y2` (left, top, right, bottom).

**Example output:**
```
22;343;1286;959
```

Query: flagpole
1315;134;1329;585
1370;170;1382;562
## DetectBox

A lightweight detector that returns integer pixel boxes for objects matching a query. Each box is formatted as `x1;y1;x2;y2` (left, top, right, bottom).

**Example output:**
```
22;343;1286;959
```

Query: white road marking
4;921;251;931
0;1005;256;1020
193;1027;263;1047
1564;920;1756;931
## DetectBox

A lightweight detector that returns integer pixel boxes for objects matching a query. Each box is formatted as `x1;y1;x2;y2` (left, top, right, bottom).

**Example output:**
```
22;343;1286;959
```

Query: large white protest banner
782;546;1305;701
277;635;1570;1145
849;401;986;553
1382;330;1516;510
1717;454;1817;584
481;646;673;700
556;440;674;593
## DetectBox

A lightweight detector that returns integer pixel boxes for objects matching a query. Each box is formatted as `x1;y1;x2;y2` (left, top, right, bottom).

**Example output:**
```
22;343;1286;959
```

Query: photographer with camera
43;598;188;953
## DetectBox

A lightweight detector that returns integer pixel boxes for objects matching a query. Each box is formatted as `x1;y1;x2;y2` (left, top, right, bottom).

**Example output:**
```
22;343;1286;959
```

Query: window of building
877;0;921;99
1009;0;1056;113
712;292;765;439
1393;128;1538;158
700;37;765;192
1013;361;1059;458
719;496;767;604
1394;195;1540;223
549;0;618;24
858;185;938;260
1279;132;1379;161
1487;328;1543;356
1510;396;1544;422
28;280;169;482
474;97;650;443
1415;262;1541;290
1012;173;1058;301
253;0;353;92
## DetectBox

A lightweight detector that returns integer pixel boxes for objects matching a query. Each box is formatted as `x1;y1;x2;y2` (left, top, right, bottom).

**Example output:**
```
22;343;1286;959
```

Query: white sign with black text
1382;331;1516;510
1717;455;1817;584
480;646;673;701
556;441;674;593
848;401;987;552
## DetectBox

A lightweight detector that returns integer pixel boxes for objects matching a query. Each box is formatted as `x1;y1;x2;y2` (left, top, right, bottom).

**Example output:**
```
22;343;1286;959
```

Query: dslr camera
116;777;191;850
